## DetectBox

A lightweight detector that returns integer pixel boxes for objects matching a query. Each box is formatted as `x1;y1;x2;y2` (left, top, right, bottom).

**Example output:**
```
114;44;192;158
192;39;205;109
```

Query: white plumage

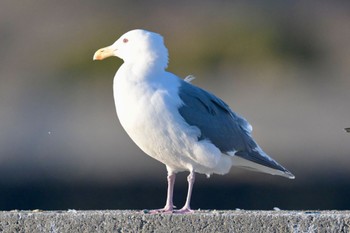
93;29;294;213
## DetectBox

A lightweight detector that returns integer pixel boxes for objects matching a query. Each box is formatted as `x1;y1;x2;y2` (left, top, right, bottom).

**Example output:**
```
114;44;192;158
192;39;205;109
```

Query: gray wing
178;80;288;172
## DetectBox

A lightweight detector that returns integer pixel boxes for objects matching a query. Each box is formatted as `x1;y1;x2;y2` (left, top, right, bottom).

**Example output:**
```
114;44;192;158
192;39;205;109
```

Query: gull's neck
125;57;168;81
117;62;164;84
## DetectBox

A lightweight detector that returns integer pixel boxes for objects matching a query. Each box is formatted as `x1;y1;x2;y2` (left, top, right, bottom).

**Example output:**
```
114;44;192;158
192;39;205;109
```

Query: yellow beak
93;46;115;60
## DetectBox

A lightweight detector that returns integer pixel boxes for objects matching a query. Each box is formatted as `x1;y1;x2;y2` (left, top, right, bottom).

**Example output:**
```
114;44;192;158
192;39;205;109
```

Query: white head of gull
93;29;294;213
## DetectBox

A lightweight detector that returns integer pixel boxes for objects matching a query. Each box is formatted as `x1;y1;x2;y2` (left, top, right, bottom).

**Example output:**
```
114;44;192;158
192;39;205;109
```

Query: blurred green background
1;1;350;210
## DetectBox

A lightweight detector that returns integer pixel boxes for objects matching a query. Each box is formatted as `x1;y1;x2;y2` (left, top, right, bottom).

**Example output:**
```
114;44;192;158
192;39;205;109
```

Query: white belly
113;69;232;175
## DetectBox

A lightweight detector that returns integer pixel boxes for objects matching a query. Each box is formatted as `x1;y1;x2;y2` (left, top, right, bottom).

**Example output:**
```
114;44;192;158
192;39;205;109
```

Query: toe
174;207;194;214
148;206;174;214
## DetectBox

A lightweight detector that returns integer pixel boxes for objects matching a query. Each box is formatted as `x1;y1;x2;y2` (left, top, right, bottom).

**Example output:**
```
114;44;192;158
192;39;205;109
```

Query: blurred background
1;0;350;211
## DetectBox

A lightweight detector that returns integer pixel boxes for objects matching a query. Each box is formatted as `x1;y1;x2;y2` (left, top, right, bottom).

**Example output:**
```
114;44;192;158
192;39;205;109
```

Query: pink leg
149;171;176;214
175;171;195;214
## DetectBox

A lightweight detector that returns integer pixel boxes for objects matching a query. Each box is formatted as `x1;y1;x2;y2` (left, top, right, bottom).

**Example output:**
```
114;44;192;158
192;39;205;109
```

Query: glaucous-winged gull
93;29;294;213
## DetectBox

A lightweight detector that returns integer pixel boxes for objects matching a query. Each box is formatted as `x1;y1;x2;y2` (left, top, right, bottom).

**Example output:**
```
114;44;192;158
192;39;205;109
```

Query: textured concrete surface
0;210;349;233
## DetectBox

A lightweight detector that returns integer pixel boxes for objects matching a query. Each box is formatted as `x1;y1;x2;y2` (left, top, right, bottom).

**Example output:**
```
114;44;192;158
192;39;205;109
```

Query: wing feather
177;79;290;174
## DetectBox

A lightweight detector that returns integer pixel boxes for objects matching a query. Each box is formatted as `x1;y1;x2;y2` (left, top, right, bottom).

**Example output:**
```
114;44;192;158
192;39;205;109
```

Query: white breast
112;65;232;175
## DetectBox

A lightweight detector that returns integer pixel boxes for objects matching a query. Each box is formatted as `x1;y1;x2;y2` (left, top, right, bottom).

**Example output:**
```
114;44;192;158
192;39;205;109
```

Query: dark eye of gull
123;38;128;43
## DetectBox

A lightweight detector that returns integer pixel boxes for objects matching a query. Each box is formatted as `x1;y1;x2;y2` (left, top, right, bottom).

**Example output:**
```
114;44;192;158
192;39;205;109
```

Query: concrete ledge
0;210;349;232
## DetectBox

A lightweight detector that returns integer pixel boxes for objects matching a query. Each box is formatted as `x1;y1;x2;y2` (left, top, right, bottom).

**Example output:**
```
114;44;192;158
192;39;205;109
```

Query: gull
93;29;294;213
